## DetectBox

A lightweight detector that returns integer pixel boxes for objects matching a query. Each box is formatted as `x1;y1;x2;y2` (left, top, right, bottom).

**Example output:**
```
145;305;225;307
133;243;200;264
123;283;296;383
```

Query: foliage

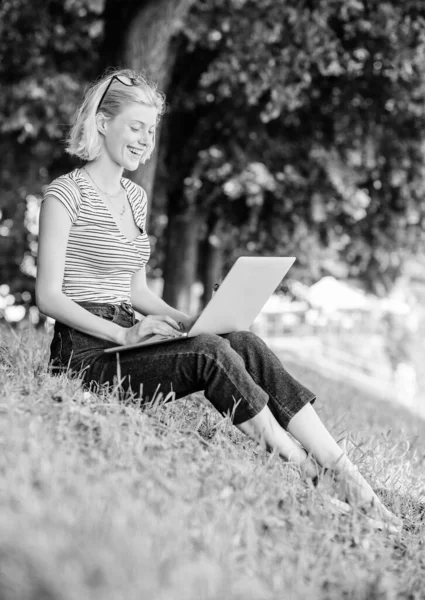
2;0;425;307
0;0;104;145
163;0;425;291
0;0;104;297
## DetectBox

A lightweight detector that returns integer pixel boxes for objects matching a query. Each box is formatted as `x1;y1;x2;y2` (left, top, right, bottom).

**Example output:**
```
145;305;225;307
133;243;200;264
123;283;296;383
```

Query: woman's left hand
179;312;202;332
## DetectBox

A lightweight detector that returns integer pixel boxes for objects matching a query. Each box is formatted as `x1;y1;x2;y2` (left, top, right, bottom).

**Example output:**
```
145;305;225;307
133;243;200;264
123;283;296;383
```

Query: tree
3;0;425;317
101;0;197;209
0;0;197;312
0;0;105;301
158;0;425;312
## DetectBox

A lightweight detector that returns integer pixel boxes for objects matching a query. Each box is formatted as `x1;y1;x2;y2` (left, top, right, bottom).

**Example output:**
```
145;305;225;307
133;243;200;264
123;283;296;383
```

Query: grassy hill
1;325;425;600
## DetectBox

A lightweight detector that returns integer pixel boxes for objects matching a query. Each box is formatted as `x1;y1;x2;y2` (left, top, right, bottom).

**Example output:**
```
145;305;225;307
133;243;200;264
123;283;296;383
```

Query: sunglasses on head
96;74;139;112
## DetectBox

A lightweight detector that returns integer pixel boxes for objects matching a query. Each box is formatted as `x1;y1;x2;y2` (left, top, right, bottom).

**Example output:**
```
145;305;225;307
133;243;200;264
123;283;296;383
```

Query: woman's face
101;102;158;170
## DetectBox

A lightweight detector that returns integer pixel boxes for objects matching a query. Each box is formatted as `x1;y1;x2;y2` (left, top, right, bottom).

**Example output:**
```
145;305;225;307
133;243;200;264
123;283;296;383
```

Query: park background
1;0;425;412
3;2;425;599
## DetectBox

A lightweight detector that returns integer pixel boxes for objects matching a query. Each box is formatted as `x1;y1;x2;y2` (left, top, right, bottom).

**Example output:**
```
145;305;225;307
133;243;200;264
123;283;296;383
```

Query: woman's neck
84;157;124;192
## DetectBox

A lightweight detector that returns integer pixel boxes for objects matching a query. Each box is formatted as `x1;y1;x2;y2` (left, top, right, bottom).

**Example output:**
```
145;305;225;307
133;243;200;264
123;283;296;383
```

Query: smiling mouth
128;146;145;157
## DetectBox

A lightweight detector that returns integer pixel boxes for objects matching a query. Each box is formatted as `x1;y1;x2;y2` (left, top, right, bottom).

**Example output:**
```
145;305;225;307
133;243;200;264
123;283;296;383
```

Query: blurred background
1;0;425;411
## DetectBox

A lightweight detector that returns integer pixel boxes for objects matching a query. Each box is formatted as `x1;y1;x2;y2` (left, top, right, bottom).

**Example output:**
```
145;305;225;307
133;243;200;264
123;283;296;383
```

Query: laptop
104;256;295;353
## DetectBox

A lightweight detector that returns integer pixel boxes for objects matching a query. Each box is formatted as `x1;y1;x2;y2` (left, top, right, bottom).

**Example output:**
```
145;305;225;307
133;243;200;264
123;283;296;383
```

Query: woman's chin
120;153;148;171
123;160;140;172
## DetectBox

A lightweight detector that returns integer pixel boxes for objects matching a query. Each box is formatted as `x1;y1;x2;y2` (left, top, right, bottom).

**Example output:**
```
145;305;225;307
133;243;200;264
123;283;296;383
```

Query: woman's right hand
121;314;185;346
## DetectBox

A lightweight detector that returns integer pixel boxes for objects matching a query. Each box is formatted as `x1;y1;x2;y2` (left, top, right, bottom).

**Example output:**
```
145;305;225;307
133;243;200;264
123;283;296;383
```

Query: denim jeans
49;302;316;427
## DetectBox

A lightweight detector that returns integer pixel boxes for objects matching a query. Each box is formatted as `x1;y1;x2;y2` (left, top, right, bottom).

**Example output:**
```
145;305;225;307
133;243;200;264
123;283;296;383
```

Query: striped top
43;168;150;305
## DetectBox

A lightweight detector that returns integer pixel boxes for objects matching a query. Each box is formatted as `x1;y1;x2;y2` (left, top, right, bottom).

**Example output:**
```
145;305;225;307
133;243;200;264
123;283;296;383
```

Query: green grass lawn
1;325;425;600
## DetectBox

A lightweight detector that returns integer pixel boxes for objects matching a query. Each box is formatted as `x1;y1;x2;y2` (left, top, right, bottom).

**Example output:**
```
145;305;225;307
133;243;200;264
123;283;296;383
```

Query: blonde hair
66;68;166;162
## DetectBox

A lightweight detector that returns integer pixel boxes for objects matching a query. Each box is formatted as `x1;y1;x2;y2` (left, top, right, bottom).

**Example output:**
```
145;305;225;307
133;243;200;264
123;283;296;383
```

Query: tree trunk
162;199;200;314
102;0;200;309
102;0;196;214
200;229;225;310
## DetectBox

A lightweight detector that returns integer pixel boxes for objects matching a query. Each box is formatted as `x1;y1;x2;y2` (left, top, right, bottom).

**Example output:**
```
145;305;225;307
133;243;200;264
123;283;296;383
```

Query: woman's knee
189;333;243;386
226;330;263;350
191;333;231;357
228;330;257;341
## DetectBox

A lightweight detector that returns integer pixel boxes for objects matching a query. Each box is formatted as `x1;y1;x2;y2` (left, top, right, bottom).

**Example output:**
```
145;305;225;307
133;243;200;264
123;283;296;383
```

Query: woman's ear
95;112;108;135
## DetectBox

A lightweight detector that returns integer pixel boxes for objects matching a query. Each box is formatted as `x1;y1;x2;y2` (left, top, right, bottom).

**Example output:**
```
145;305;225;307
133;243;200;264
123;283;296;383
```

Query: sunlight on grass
1;325;425;599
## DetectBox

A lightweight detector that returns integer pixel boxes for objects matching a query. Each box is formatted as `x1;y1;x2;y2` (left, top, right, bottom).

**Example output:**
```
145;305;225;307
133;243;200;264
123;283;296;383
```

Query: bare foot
341;465;401;528
328;497;401;533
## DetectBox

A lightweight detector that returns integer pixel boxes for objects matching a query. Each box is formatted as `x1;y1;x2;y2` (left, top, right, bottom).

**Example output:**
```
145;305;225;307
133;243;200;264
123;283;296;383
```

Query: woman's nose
138;130;151;144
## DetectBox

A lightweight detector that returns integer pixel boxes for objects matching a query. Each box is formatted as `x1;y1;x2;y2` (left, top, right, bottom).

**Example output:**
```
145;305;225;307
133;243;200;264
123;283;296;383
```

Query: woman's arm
131;268;195;328
36;196;129;345
37;197;185;344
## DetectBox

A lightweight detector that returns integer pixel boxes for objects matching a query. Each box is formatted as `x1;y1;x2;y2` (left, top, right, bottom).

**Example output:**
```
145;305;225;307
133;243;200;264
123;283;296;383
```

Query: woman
36;68;399;528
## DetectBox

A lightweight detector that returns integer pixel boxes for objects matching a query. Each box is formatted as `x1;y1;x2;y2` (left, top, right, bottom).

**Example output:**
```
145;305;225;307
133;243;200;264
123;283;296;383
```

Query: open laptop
104;256;295;353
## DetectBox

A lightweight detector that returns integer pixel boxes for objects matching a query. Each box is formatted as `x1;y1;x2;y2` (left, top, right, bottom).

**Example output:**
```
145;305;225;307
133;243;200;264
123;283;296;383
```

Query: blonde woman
36;68;400;528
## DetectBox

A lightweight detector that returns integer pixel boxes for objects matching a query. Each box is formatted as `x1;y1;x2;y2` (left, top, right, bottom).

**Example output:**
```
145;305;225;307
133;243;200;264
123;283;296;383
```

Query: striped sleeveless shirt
43;168;150;305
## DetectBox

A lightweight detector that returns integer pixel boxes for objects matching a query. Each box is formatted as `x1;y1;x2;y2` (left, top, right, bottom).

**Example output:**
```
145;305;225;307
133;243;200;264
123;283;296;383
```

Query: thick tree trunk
200;229;225;310
162;201;200;314
102;0;196;212
102;0;199;309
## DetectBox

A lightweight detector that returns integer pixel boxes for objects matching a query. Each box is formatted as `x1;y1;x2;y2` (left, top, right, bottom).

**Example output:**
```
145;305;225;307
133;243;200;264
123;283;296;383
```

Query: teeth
129;147;143;156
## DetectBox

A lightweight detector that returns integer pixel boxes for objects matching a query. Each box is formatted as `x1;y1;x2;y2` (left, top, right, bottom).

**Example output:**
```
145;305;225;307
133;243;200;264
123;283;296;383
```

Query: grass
1;324;425;600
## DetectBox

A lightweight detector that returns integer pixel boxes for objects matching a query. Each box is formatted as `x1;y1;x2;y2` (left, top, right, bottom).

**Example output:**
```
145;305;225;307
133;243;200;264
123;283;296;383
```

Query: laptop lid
104;256;295;352
188;256;295;336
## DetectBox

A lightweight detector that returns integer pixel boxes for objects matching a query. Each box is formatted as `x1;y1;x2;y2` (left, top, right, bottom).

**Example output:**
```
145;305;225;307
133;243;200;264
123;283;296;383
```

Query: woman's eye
130;127;154;135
